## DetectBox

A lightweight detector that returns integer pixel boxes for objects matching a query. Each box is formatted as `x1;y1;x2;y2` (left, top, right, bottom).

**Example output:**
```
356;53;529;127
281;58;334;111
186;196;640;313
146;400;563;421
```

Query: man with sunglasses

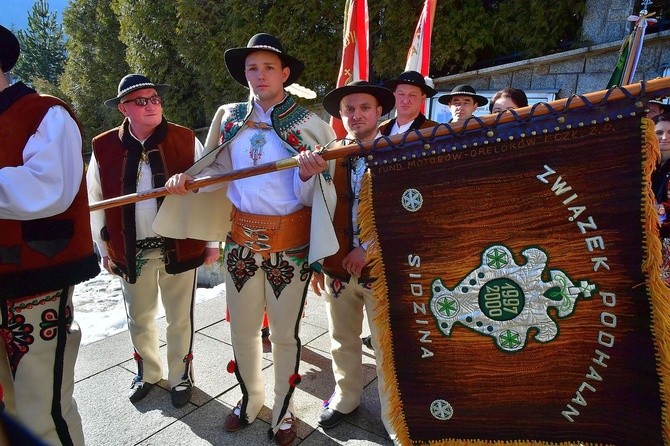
87;74;219;408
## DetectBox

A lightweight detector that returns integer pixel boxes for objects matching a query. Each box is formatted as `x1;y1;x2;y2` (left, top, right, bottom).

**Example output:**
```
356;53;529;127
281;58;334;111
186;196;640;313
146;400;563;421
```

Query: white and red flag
404;0;437;113
331;0;369;138
405;0;436;77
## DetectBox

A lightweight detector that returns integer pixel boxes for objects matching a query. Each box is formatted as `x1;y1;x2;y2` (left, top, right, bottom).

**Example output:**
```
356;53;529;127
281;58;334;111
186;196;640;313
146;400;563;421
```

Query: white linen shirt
0;106;83;220
389;120;412;136
351;132;381;249
196;101;317;216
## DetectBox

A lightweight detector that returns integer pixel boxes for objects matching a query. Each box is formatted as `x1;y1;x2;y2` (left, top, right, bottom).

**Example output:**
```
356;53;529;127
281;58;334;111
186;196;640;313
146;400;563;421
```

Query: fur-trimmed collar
118;117;168;194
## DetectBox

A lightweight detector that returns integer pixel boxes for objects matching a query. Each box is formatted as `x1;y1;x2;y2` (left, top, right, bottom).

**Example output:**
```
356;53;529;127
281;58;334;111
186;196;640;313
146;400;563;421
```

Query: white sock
279;410;293;430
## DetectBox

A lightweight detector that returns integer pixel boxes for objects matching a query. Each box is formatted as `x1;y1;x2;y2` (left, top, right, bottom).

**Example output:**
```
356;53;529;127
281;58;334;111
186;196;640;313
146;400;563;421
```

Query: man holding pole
87;74;219;408
313;80;398;441
162;33;337;446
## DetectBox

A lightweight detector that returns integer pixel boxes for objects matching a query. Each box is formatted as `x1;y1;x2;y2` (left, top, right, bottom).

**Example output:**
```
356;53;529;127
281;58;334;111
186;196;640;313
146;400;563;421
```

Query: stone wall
581;0;636;45
433;30;670;100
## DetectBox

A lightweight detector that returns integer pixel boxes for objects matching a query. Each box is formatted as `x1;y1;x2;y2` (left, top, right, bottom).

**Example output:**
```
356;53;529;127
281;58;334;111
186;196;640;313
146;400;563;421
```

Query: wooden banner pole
89;77;670;212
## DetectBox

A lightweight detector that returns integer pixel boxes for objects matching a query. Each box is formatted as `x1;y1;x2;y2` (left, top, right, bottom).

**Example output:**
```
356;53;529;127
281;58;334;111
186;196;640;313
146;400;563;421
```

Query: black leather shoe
318;407;351;429
170;381;193;408
128;376;153;403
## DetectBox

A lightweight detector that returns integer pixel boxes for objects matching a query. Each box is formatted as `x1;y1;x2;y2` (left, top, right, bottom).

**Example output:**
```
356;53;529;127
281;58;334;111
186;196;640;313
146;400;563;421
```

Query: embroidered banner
359;92;670;445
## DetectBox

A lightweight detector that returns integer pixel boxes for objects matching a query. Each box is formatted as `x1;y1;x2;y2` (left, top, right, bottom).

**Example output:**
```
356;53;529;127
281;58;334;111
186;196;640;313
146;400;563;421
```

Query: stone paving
74;291;393;446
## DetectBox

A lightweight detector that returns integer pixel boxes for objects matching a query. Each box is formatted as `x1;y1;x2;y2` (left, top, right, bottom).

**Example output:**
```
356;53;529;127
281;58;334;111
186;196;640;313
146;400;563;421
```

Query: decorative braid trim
357;170;410;443
248;45;282;53
118;82;156;97
641;116;670;445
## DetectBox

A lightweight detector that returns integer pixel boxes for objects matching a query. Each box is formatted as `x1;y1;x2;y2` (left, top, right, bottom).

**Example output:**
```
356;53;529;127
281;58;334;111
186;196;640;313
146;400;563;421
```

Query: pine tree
113;0;208;129
61;0;130;148
13;0;67;86
60;0;591;143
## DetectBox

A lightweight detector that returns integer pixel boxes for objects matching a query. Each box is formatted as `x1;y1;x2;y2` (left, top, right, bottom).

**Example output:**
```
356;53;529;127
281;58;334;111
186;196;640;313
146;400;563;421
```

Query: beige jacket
153;96;339;265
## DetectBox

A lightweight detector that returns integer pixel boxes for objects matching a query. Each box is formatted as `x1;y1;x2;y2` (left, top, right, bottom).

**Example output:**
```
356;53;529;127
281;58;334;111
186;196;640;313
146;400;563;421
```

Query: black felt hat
0;25;20;73
649;97;670;113
438;84;488;107
386;70;436;97
224;33;304;88
104;74;170;108
322;80;395;119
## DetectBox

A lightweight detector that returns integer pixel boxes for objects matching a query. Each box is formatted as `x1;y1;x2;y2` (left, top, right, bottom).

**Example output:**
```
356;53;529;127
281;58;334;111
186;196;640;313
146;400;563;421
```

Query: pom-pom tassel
227;360;237;374
288;373;302;387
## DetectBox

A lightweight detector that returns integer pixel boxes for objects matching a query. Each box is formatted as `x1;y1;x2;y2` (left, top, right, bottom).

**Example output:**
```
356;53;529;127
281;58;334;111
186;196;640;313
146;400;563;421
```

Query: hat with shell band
224;33;305;88
649;97;670;114
104;74;170;108
437;84;488;107
322;80;395;119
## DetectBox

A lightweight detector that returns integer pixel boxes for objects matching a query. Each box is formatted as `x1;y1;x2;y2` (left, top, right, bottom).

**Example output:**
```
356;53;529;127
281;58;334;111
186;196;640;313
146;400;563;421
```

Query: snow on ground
72;269;225;345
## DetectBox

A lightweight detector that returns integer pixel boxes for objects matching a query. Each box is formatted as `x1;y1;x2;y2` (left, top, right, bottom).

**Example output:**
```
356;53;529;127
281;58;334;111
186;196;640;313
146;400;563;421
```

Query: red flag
331;0;369;138
404;0;437;113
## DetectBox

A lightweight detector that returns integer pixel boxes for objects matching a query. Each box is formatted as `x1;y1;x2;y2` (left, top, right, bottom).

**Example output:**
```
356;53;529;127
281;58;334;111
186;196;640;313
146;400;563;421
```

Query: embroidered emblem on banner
430;244;596;352
401;188;423;212
430;399;453;420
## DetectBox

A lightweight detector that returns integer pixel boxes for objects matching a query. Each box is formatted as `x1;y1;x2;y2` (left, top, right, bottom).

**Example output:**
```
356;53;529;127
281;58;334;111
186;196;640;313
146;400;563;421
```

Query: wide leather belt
230;207;311;253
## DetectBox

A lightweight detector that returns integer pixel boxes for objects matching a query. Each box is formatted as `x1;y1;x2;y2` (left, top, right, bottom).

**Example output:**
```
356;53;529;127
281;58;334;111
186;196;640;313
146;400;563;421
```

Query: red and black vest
92;119;206;283
0;83;100;299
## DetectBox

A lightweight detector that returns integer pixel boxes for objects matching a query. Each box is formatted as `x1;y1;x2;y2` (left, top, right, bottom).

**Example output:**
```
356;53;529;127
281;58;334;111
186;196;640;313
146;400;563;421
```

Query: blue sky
1;0;69;30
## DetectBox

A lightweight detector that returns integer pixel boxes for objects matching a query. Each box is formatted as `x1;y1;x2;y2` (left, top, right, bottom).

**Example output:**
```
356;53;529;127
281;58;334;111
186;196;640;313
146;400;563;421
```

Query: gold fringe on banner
641;116;670;445
357;117;670;445
358;170;412;445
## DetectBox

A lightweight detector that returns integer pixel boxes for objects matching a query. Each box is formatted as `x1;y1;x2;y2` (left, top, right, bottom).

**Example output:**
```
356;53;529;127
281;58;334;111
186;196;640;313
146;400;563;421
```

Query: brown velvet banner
359;97;669;445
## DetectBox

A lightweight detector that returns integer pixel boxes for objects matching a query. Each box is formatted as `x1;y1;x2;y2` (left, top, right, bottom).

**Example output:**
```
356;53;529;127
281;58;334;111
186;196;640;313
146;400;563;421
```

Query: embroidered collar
224;94;310;147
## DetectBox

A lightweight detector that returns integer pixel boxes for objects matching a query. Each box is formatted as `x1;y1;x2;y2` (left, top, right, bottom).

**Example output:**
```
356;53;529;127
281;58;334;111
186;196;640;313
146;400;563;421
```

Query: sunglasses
121;95;162;107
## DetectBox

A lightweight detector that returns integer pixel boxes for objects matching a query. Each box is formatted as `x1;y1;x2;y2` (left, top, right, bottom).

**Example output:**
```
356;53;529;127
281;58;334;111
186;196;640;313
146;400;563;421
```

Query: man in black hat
0;25;100;445
437;84;488;125
87;74;219;408
379;70;438;136
161;33;337;446
648;97;670;120
312;80;398;441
